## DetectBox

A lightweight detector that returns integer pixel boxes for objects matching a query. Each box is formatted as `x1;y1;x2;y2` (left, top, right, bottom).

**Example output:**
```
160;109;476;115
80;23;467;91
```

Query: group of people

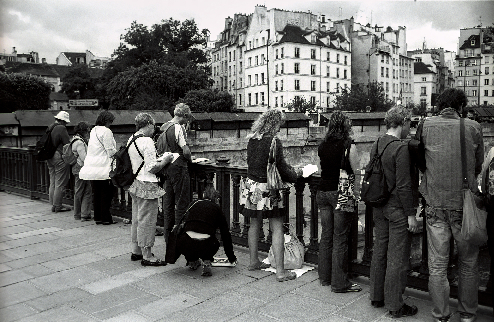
44;89;492;321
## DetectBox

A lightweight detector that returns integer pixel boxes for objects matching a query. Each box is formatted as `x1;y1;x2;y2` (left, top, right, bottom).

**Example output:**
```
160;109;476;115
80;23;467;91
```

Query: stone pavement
0;192;492;322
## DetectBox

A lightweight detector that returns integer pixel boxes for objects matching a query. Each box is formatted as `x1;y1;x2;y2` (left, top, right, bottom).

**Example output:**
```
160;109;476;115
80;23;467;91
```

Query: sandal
247;261;271;271
276;271;297;282
333;283;362;293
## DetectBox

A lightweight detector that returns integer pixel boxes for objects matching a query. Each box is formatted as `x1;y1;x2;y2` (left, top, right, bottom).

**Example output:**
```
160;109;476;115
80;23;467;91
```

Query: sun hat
54;111;70;123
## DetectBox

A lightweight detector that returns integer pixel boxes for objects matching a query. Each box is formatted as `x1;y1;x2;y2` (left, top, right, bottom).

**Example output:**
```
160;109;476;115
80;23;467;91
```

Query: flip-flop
276;271;297;282
247;261;271;271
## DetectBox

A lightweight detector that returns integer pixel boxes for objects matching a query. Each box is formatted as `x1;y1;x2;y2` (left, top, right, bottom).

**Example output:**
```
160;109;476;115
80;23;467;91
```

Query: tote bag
335;143;356;212
266;137;288;190
268;233;305;270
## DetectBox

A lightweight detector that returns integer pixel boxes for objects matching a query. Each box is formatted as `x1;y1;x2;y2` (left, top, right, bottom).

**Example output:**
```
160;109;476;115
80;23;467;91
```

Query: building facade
56;50;110;69
413;62;436;110
333;19;414;106
211;6;351;112
455;26;494;106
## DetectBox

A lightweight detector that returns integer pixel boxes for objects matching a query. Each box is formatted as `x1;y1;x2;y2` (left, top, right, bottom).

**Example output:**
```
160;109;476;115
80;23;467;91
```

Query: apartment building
455;26;494;106
333;19;414;106
211;6;351;111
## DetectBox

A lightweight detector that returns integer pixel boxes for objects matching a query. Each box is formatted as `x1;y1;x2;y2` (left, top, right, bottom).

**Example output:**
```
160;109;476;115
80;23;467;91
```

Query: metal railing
0;146;491;307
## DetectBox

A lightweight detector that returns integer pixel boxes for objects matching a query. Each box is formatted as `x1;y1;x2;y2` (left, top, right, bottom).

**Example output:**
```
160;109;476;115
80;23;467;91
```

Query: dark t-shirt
318;137;351;191
50;123;70;154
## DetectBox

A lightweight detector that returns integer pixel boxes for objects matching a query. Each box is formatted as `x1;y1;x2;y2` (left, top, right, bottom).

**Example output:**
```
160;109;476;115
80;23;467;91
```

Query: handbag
335;142;356;212
268;232;305;270
459;118;488;246
266;137;288;190
164;200;200;264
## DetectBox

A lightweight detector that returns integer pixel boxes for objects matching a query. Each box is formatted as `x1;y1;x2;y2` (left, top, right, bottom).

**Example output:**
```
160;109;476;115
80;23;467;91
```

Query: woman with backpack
71;122;92;221
316;111;362;293
79;111;117;225
127;113;173;266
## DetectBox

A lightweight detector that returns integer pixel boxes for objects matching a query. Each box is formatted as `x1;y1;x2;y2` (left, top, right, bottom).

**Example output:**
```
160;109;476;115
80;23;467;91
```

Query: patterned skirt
128;179;166;200
239;177;286;219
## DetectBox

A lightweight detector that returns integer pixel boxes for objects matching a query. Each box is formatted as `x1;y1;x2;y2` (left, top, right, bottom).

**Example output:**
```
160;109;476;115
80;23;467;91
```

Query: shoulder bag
266;137;289;190
335;141;357;212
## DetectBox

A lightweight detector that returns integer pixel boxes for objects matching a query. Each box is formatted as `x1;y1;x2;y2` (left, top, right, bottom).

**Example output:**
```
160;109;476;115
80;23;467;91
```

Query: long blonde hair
248;108;285;139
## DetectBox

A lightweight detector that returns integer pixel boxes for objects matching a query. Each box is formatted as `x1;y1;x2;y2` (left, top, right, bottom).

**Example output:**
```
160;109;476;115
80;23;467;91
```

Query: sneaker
389;303;418;318
201;260;212;277
188;260;201;270
459;312;476;322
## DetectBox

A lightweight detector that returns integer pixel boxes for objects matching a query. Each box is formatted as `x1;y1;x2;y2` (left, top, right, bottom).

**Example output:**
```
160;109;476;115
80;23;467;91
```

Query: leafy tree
179;89;234;112
106;60;212;111
333;82;393;112
61;64;96;100
0;72;51;112
285;96;317;113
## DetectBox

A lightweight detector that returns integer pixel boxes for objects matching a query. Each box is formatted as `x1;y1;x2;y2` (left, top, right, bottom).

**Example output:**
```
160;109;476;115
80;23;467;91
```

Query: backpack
61;138;81;166
485;156;494;207
35;125;57;161
360;138;399;207
109;134;144;190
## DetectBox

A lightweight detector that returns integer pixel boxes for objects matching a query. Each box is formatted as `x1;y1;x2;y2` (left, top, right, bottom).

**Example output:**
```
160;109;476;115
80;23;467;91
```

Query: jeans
317;190;353;290
74;174;92;219
163;164;190;243
130;194;158;248
425;206;479;318
177;233;220;262
46;151;70;209
92;180;114;223
369;205;411;311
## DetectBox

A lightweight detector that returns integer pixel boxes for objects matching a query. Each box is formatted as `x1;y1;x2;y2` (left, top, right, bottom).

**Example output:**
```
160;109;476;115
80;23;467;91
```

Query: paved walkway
0;192;492;322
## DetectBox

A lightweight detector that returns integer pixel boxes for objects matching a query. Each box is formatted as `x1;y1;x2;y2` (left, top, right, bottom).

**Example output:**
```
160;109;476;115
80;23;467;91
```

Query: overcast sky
1;0;493;64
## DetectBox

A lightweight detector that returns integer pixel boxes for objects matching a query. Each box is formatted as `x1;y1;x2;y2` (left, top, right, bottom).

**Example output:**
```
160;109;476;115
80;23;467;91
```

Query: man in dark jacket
47;111;71;212
369;106;419;318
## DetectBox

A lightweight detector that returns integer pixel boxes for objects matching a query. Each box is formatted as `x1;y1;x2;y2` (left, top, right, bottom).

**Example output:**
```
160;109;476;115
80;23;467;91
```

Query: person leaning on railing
316;111;362;293
240;108;302;282
79;110;117;225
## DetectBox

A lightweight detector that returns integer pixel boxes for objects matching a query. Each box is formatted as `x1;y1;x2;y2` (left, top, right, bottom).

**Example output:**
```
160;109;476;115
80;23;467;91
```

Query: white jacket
79;126;116;180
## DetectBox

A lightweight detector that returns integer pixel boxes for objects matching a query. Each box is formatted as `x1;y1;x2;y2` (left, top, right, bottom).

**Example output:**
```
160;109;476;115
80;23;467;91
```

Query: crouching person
176;185;237;276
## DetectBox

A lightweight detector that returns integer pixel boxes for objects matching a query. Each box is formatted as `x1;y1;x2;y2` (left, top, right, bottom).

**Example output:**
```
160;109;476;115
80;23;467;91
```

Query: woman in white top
128;113;173;266
71;121;92;221
79;111;117;225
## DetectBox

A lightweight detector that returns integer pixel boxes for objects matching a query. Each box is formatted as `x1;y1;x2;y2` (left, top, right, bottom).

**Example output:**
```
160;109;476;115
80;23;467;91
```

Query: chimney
42;58;47;64
321;14;326;23
12;47;17;55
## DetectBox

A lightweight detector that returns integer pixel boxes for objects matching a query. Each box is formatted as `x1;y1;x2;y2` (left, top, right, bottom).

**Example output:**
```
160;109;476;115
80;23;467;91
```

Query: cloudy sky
1;0;493;64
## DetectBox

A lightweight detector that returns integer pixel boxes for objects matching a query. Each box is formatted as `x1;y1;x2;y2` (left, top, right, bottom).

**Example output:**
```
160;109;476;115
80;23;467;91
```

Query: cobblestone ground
0;192;492;322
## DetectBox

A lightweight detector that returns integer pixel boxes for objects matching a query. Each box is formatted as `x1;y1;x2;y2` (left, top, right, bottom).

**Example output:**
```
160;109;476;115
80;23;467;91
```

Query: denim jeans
317;190;353;290
163;164;190;243
177;233;220;262
130;194;158;248
46;151;70;209
369;205;411;311
425;206;479;319
74;174;92;218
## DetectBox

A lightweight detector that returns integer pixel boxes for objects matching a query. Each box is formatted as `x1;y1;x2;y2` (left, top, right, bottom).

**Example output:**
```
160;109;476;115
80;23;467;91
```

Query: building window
381;67;384;77
473;69;478;76
422;77;426;81
458;70;463;77
281;63;284;74
486;67;490;75
473;79;478;86
281;48;284;58
261;73;265;84
336;83;340;93
311;35;316;43
311;64;316;75
275;97;278;107
459;60;463;67
344;56;348;65
275;81;278;91
249;41;252;49
238;94;242;105
472;90;477;97
310;96;316;105
326;66;330;77
343;69;347;79
248;93;251;105
421;87;427;96
311;49;316;59
248;75;251;86
295;47;300;58
255;93;258;105
327;97;331;107
471;59;477;66
311;81;316;91
295;79;300;90
261;54;265;65
229;52;231;62
280;80;283;90
485;56;490;63
336;54;340;63
255;56;259;66
326;82;330;92
239;62;242;72
466;70;470;76
336;68;340;78
248;57;252;67
280;96;283;106
294;63;300;74
485;79;490;85
276;49;279;59
275;65;278;75
485;90;489;96
420;98;427;108
261;92;265;105
327;52;330;61
262;37;265;45
386;68;389;78
255;74;258;85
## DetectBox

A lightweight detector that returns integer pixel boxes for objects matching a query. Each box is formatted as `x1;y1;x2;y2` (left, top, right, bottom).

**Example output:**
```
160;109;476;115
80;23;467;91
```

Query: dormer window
311;34;316;43
471;39;475;46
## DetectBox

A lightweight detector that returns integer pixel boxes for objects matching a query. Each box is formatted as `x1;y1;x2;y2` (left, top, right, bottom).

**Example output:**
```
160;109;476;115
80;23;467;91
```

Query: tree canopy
179;89;234;113
61;64;97;100
285;96;318;114
333;82;394;112
0;72;52;112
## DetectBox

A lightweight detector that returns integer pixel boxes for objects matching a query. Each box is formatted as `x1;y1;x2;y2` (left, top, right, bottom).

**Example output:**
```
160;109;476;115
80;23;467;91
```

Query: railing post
362;203;374;263
295;180;306;244
308;181;319;253
28;146;38;200
231;174;241;234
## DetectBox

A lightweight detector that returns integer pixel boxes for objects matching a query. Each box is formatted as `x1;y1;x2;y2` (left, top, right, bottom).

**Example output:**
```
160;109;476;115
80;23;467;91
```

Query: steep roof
459;34;481;50
278;25;311;45
61;52;87;65
5;62;60;77
414;62;435;74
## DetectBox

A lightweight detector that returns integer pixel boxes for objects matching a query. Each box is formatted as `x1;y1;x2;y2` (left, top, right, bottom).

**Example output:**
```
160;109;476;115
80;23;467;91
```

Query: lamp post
266;29;270;108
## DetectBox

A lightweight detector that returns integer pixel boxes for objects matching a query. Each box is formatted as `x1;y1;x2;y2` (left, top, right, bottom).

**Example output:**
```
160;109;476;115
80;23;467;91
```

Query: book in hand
211;257;237;267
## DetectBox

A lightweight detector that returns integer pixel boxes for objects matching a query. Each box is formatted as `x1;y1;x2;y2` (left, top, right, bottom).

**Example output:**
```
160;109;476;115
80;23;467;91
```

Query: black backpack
360;138;399;207
109;134;144;190
35;124;57;161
